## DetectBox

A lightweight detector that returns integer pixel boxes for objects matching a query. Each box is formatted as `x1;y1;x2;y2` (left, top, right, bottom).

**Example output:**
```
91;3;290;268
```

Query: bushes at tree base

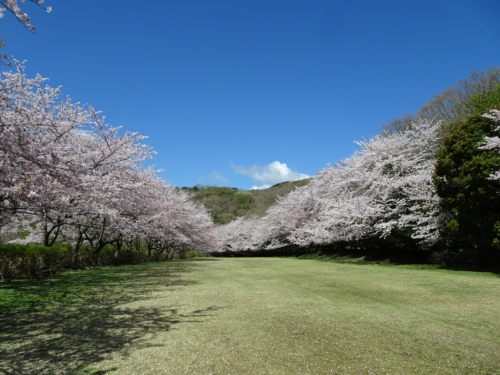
211;243;499;269
0;244;146;282
0;243;210;282
211;232;433;264
0;244;70;282
211;246;431;263
211;245;310;258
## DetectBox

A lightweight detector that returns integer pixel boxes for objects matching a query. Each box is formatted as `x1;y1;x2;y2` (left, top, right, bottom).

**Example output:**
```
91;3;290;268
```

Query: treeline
214;68;500;268
183;180;309;224
0;63;215;280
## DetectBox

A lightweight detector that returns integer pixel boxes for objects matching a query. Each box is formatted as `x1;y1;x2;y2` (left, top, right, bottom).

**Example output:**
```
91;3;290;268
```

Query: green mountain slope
181;179;310;224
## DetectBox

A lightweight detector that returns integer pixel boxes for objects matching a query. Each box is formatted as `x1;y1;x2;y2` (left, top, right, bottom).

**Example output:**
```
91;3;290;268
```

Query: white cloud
250;184;271;190
232;161;310;189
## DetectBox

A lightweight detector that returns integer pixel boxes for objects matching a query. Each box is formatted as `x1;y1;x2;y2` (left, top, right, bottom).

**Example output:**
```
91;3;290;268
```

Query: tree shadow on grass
0;262;222;375
293;249;500;275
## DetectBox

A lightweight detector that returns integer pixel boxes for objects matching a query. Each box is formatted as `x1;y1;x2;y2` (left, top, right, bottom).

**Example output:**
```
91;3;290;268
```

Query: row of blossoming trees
215;118;442;253
215;73;500;267
0;64;215;271
2;63;500;273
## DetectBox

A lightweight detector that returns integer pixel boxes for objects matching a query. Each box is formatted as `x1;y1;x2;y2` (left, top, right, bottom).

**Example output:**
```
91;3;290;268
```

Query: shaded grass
1;258;500;374
295;252;500;274
294;248;433;266
0;261;221;375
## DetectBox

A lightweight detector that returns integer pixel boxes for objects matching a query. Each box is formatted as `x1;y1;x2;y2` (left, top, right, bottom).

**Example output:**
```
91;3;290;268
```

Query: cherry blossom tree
1;63;216;267
279;119;439;249
214;215;270;252
0;63;90;228
216;118;442;253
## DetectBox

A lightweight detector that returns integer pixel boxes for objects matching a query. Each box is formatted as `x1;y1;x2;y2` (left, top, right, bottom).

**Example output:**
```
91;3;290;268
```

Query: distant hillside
181;179;310;224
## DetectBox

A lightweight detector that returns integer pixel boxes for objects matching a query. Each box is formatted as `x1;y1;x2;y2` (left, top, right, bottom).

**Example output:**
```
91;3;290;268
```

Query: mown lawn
1;257;499;375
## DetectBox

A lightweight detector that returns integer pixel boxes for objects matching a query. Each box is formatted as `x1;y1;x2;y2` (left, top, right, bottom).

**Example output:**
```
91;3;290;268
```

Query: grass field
1;258;499;375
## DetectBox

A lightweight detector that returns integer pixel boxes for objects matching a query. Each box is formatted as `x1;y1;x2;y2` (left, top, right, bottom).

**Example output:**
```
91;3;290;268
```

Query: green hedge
0;243;71;282
0;242;206;282
0;244;149;282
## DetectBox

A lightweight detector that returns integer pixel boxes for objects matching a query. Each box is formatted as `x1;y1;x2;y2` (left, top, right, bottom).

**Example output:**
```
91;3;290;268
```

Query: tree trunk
114;236;123;264
91;243;107;267
43;214;62;247
71;231;84;269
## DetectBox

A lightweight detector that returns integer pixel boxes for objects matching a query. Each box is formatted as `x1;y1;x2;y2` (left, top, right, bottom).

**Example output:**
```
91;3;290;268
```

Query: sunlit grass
1;258;499;374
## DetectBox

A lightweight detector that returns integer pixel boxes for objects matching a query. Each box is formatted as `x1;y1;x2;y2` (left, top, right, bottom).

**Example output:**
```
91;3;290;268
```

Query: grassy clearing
1;258;499;374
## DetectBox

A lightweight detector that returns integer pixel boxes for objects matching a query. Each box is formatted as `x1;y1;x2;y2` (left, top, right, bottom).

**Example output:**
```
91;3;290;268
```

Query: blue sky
1;0;499;189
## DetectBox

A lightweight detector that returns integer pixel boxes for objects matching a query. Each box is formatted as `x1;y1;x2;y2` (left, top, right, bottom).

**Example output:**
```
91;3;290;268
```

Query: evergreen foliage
434;88;500;265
